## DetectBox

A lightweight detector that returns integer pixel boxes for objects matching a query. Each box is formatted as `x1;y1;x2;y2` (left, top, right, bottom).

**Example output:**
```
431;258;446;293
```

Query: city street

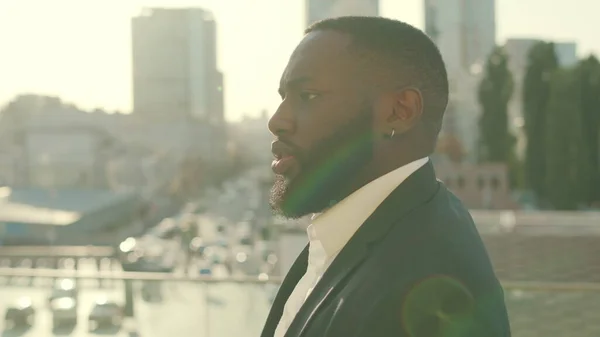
0;257;125;337
0;257;272;337
136;282;271;337
0;169;276;337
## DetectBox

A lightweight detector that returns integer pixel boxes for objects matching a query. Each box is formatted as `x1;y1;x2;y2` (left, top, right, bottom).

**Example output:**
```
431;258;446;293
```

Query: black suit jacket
260;162;511;337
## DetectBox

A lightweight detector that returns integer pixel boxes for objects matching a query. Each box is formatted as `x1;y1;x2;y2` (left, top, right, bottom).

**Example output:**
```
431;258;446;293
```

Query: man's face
268;31;376;219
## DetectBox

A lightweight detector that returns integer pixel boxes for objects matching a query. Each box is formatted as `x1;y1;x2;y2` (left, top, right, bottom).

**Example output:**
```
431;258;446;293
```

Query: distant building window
491;176;500;190
478;176;485;190
457;176;465;188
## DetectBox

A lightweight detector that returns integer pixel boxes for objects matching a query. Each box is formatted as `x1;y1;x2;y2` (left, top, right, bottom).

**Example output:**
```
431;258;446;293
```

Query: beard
270;106;374;219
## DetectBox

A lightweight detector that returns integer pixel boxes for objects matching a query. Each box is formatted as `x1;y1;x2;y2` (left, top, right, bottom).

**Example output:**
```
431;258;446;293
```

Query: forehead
281;30;359;85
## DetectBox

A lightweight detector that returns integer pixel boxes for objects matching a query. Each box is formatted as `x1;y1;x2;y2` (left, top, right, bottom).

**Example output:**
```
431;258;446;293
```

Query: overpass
0;187;143;246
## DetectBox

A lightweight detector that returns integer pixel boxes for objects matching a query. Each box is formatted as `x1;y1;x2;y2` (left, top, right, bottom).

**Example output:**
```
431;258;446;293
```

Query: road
0;257;125;337
137;282;272;337
0;169;277;337
0;257;273;337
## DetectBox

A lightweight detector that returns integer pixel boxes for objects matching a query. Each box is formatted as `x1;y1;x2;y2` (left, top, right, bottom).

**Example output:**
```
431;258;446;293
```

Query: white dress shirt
273;157;429;337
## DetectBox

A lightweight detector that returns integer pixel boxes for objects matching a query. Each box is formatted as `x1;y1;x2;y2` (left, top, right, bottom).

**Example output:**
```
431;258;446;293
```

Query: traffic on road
0;169;278;337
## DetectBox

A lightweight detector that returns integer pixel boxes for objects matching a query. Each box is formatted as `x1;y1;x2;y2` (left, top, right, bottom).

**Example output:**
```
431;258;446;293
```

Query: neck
342;147;427;203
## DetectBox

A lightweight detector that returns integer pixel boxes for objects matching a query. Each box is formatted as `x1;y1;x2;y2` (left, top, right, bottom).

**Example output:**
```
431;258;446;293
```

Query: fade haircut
305;16;449;140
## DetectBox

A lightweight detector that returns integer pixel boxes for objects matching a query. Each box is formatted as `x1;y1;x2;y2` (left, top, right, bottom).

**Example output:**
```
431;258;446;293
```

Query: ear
373;88;423;138
389;88;423;134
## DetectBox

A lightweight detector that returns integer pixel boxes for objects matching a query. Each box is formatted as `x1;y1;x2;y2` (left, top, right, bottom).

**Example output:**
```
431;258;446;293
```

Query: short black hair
306;16;449;138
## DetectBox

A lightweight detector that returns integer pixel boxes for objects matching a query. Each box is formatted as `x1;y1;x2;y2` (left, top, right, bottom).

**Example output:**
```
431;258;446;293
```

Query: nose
268;103;295;137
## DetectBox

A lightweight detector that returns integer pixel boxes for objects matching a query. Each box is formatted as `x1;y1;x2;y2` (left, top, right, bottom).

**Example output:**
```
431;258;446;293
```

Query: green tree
477;47;520;186
477;46;515;163
577;55;600;204
545;68;592;209
522;42;559;202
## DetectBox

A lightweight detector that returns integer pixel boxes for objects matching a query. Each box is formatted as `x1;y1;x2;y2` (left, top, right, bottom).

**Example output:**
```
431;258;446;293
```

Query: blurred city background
0;0;599;336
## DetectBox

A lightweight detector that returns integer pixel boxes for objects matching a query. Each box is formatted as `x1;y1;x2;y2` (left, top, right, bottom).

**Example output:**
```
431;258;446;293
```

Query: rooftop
0;187;137;226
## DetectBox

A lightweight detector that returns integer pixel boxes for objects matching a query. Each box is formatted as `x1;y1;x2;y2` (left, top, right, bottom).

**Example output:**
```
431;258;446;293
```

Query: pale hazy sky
0;0;598;121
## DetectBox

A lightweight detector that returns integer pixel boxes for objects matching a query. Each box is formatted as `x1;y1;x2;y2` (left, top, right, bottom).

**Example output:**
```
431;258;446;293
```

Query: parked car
88;298;124;331
4;297;35;329
50;297;77;328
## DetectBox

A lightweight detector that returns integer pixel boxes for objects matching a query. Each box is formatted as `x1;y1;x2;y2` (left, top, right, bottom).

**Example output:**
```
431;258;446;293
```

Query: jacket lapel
284;161;439;337
261;244;309;337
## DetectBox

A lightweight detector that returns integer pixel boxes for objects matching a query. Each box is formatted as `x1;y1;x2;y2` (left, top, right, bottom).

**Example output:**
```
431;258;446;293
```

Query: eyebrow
278;76;313;96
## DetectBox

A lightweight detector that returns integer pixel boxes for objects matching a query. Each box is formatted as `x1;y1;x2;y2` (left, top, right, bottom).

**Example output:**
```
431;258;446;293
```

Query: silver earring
390;128;395;138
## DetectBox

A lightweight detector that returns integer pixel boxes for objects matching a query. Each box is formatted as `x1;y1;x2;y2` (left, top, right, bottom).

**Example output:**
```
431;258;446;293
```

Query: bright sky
0;0;598;121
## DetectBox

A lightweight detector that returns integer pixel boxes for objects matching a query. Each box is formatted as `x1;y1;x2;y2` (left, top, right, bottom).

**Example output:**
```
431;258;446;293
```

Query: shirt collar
306;157;429;257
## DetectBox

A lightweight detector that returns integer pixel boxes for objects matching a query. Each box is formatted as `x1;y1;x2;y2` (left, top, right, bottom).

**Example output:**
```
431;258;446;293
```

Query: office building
424;0;496;161
424;0;496;75
306;0;379;27
132;8;224;125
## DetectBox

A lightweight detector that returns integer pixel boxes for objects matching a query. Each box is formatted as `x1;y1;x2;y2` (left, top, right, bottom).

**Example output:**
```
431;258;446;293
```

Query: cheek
294;98;359;158
294;118;328;158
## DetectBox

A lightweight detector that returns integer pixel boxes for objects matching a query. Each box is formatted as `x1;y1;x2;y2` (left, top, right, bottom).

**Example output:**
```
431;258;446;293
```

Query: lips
271;141;299;176
272;155;297;175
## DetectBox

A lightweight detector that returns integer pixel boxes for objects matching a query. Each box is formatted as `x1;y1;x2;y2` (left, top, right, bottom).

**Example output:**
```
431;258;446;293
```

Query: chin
270;174;305;219
269;171;333;219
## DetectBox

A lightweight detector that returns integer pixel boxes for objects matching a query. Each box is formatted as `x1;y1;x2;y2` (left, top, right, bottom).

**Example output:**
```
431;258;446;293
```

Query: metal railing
2;267;600;289
0;267;280;283
1;268;599;337
0;246;114;258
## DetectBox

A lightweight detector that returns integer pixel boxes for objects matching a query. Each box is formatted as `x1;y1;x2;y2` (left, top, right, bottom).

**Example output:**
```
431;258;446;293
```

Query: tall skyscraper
424;0;496;76
424;0;496;162
306;0;379;27
132;8;224;124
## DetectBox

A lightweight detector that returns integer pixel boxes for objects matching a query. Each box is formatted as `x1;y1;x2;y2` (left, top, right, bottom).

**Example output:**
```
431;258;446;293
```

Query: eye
299;92;319;101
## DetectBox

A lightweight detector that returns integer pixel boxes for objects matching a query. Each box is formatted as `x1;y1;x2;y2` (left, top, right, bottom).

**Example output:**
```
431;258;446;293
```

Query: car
189;237;205;255
88;298;123;331
50;297;77;328
240;236;253;246
4;297;35;329
199;267;212;276
48;278;77;304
